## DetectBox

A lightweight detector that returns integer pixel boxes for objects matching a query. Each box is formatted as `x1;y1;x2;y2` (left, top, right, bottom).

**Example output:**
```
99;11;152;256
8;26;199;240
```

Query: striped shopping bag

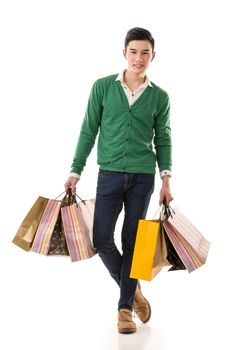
61;199;96;262
31;199;61;255
162;207;211;272
30;191;76;256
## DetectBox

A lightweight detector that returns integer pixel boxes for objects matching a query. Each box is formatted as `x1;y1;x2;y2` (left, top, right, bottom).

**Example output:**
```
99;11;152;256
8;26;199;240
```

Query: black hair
124;27;155;52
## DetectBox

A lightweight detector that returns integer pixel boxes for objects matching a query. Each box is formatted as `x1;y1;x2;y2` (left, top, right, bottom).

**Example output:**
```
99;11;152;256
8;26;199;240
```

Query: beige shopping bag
12;196;49;251
152;224;171;278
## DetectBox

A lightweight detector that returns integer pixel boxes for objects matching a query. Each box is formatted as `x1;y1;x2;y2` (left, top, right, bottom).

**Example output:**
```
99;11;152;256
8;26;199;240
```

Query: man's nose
135;56;143;61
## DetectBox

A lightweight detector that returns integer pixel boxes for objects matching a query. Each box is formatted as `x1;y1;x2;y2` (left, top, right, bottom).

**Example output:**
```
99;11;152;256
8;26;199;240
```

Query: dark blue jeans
93;169;155;311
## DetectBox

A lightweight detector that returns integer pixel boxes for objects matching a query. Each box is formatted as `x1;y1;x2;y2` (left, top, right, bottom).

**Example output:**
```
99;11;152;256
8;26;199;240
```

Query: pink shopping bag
162;207;211;272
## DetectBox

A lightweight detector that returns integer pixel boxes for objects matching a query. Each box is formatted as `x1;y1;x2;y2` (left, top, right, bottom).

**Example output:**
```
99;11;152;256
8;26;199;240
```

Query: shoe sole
135;283;152;323
141;296;151;323
118;328;137;334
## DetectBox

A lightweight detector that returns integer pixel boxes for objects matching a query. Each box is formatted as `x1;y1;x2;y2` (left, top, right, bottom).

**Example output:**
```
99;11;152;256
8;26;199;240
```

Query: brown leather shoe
133;283;151;323
118;309;137;334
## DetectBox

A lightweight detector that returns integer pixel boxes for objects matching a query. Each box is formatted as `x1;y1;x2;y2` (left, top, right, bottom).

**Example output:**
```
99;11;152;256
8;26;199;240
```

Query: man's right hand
64;176;79;195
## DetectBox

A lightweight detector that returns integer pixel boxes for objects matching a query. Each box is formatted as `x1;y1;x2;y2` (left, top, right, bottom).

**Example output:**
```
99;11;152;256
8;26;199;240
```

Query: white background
0;0;232;349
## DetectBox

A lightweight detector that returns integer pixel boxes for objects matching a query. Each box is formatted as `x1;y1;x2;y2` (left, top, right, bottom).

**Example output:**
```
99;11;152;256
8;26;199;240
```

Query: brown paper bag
152;224;171;278
12;196;49;251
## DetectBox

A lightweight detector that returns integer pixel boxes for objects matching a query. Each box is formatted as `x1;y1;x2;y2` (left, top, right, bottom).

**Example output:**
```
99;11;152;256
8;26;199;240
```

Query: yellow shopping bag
130;219;162;281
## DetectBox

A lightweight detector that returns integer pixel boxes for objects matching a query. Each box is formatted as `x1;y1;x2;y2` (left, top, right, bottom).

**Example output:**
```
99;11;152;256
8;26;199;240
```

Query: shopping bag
152;224;172;277
162;225;186;271
30;191;75;256
61;198;96;262
130;218;162;281
12;196;49;251
31;199;62;255
47;209;69;256
162;206;211;272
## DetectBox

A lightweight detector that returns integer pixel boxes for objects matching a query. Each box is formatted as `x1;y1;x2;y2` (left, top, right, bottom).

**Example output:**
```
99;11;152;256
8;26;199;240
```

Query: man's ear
123;49;127;59
151;51;156;61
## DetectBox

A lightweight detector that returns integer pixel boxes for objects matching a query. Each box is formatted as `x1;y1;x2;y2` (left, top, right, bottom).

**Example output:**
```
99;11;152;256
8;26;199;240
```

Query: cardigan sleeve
70;80;103;175
153;94;172;172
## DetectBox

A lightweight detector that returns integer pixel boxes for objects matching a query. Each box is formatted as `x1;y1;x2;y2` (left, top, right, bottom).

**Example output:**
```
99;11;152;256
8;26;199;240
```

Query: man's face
123;40;155;74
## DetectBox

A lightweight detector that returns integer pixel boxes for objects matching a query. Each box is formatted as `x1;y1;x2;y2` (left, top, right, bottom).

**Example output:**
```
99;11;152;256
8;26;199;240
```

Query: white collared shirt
115;70;153;107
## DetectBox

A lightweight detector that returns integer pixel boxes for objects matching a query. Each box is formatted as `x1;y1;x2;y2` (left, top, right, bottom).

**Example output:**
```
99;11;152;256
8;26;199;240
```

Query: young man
64;27;173;334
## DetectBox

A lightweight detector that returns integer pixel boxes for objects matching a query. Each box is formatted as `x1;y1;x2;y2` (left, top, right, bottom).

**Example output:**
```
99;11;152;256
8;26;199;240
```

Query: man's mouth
134;64;144;68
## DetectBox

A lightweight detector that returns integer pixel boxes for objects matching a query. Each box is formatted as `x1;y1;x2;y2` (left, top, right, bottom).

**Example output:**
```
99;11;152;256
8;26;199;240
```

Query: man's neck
123;69;146;86
123;69;146;92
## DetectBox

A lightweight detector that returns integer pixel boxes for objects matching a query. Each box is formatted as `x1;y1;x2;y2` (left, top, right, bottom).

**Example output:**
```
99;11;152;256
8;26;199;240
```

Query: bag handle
54;190;86;205
152;199;175;220
152;204;164;219
53;189;76;205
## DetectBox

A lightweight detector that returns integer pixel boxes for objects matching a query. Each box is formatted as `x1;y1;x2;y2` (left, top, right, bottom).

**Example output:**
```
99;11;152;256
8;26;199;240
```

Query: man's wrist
160;170;172;180
162;175;170;181
69;172;80;180
161;175;171;187
160;170;172;178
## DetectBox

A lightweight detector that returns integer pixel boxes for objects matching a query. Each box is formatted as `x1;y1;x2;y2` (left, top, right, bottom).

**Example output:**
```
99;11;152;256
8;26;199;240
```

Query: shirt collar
115;70;153;88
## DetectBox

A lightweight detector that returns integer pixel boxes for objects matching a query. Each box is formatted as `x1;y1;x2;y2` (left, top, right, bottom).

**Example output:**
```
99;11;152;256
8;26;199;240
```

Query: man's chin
129;66;147;75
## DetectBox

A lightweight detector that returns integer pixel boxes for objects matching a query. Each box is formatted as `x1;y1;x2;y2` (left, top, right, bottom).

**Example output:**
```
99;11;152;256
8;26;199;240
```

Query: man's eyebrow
129;48;151;52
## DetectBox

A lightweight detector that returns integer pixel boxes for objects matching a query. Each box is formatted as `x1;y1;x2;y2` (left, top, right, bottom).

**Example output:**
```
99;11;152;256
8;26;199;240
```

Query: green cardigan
71;73;172;175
